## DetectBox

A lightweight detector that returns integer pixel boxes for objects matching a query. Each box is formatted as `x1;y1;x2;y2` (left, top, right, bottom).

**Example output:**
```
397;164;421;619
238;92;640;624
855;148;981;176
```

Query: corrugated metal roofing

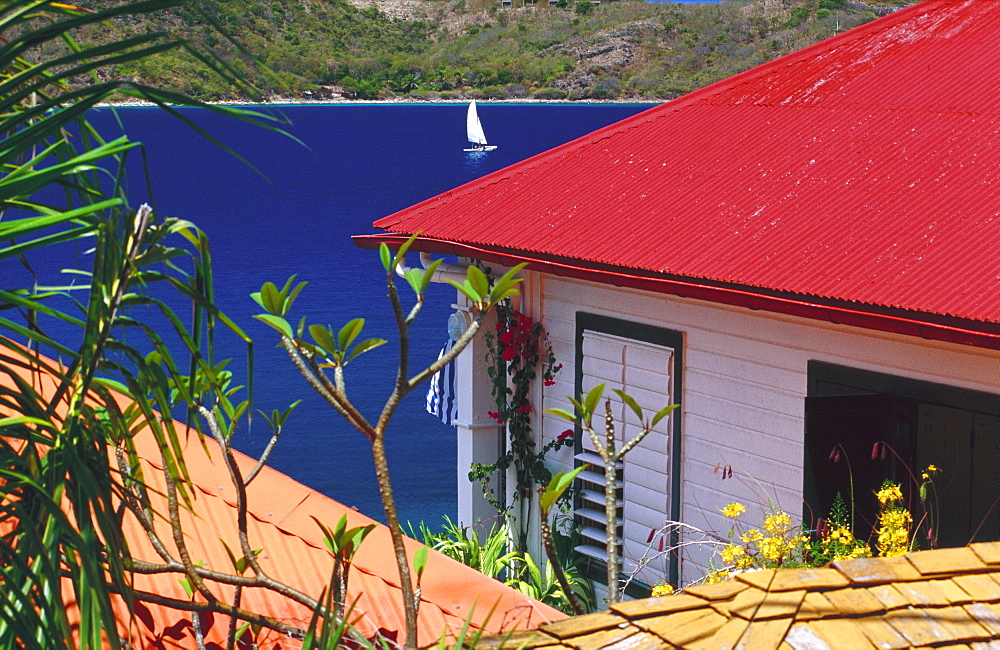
1;351;564;648
374;0;1000;326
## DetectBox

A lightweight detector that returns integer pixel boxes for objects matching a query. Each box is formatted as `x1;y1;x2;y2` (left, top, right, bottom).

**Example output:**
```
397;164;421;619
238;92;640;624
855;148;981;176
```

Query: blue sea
72;103;652;527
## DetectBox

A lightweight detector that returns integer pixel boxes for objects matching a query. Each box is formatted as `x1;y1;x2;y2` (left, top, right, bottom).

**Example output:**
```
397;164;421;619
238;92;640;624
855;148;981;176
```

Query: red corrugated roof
1;348;564;648
373;0;1000;331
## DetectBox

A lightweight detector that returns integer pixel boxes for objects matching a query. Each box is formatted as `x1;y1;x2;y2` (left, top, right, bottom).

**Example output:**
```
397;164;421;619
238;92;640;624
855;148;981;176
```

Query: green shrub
532;86;567;99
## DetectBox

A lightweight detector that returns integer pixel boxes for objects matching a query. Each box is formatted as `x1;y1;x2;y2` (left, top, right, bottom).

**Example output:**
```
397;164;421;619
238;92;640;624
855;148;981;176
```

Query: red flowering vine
469;301;572;546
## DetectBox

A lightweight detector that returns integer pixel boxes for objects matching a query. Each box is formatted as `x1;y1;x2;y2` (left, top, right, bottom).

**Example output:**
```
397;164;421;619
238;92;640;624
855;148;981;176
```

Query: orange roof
479;543;1000;648
1;348;564;647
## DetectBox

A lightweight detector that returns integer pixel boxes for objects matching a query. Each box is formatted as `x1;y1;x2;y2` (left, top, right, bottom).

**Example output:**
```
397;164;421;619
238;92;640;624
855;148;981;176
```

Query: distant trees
77;0;919;102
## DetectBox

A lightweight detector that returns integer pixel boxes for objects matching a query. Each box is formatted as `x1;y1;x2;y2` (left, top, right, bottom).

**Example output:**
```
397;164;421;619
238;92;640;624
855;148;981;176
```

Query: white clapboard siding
576;329;674;586
533;273;1000;584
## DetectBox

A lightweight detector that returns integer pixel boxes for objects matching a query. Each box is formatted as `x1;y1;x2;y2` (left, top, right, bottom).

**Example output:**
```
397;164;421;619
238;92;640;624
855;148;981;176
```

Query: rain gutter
353;234;1000;352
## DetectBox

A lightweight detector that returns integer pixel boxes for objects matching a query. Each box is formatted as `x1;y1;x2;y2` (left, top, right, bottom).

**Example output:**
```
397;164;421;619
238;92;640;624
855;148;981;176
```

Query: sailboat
464;100;497;152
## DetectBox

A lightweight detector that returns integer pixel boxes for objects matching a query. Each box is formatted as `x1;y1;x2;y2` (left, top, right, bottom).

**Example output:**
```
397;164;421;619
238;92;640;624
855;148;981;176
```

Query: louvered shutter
576;330;674;587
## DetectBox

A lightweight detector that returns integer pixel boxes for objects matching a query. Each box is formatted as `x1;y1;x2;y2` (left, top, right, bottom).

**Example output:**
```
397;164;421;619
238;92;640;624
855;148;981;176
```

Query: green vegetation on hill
88;0;917;101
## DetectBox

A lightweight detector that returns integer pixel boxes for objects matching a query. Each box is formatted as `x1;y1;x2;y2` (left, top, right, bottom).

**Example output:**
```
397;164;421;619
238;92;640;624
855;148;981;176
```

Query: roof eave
353;233;1000;352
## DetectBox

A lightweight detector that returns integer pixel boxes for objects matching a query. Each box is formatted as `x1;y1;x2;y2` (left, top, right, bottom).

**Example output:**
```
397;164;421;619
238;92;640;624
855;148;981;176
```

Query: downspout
393;251;467;284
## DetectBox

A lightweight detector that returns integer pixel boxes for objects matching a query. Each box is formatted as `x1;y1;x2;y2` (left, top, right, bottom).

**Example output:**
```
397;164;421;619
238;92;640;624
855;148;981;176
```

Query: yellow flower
722;502;746;518
721;545;745;564
763;512;792;535
705;570;731;584
876;505;912;557
921;472;929;480
926;464;939;473
876;485;904;505
651;583;675;597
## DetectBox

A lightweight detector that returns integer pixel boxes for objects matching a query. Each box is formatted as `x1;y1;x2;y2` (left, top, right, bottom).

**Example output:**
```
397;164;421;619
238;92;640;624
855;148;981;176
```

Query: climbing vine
469;299;574;548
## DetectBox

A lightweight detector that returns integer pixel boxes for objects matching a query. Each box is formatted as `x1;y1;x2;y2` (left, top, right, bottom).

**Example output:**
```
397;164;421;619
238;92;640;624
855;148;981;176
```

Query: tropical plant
536;466;587;614
414;515;594;615
254;243;527;648
414;517;519;580
0;1;359;647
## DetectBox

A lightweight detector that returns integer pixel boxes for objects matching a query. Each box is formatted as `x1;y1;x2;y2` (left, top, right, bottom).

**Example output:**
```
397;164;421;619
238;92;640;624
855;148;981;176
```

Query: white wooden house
357;0;1000;591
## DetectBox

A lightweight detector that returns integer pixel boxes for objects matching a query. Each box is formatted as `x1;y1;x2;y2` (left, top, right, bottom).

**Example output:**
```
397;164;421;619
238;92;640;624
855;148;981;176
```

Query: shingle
834;556;923;585
971;543;1000;566
893;579;965;607
964;602;1000;637
797;592;840;621
953;573;1000;603
806;618;884;650
541;612;628;639
885;606;989;647
683;579;749;601
822;587;886;616
854;617;912;649
768;567;852;592
734;616;794;649
610;593;706;618
868;584;912;611
907;547;986;577
563;625;650;648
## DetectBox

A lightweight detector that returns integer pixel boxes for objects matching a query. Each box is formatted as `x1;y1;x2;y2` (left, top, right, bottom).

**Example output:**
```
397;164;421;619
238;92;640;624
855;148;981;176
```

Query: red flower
543;377;555;386
557;429;574;441
487;411;506;424
517;404;533;414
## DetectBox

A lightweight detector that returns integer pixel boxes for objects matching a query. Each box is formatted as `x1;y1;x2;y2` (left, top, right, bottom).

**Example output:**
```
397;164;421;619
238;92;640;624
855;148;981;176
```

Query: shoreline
98;96;665;108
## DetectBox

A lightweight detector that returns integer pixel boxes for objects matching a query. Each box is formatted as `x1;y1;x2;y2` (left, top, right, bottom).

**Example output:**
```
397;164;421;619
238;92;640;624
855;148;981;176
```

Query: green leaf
651;403;680;427
487;263;527;306
334;514;348;540
309;324;338;357
390;232;420;273
337;318;365;351
283;277;307;313
445;277;482;305
344;337;388;364
420;258;443;295
380;242;392;271
413;545;429;580
613;389;643;423
404;267;423;296
584;384;606;420
260;281;281;315
545;407;577;422
466;265;489;302
253;313;294;339
539;465;587;515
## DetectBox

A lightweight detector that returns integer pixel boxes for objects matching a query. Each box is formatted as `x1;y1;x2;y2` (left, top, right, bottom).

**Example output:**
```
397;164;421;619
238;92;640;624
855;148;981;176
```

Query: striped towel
426;339;458;425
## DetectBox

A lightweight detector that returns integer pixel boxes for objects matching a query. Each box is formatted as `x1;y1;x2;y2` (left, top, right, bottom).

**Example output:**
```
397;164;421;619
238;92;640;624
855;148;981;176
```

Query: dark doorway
806;363;1000;548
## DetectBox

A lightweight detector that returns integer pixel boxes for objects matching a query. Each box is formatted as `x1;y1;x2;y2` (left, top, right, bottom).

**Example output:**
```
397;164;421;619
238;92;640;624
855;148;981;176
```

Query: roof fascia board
353;234;1000;352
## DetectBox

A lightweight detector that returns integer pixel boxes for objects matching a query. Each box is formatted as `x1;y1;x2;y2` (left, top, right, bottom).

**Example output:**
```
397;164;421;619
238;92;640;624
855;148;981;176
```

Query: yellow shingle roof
479;542;1000;648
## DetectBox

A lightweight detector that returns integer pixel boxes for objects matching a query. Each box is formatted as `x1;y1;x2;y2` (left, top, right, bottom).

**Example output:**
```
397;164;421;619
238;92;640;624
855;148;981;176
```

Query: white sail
466;101;488;146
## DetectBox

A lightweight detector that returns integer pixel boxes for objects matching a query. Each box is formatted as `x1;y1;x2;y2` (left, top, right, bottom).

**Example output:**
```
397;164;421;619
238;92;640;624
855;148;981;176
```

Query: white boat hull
464;145;498;152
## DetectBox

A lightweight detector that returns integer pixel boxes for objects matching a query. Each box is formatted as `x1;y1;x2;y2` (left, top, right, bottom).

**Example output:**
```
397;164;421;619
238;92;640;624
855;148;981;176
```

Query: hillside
88;0;918;101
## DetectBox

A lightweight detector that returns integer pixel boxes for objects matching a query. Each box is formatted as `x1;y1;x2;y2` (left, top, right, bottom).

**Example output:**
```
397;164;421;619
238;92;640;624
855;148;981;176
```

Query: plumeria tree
549;384;677;605
254;242;526;648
